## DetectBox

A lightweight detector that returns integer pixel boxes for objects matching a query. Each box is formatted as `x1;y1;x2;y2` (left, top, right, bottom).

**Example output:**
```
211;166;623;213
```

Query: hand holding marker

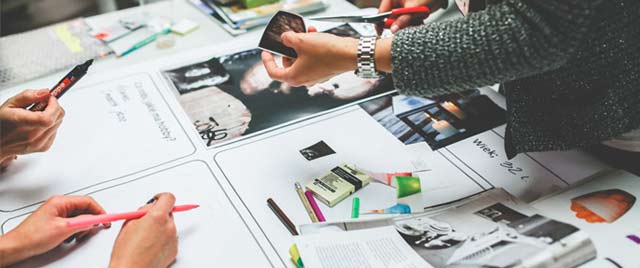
28;59;93;111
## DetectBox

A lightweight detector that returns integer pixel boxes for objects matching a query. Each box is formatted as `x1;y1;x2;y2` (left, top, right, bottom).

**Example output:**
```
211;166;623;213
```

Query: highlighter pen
66;204;199;229
295;182;318;222
351;197;360;219
119;28;170;57
28;59;93;111
304;190;326;222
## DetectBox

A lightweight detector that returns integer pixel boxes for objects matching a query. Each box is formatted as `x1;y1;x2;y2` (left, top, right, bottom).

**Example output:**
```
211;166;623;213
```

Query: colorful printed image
163;25;394;147
570;189;636;223
359;90;506;150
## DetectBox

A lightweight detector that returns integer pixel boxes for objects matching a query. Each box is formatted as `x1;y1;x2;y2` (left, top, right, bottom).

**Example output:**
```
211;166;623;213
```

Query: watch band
355;36;381;79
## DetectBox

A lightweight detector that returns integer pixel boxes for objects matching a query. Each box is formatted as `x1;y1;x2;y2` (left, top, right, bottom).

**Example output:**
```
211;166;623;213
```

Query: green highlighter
351;197;360;219
241;0;279;9
119;28;170;57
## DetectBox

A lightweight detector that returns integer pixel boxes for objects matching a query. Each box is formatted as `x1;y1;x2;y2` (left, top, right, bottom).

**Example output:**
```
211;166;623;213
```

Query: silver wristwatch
355;36;381;79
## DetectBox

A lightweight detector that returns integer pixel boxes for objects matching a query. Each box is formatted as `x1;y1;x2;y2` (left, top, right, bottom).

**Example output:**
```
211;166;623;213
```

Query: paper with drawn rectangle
1;161;271;268
0;73;194;212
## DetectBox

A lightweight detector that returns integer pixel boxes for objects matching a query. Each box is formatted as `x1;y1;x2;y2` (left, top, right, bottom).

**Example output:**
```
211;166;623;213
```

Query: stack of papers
189;0;327;35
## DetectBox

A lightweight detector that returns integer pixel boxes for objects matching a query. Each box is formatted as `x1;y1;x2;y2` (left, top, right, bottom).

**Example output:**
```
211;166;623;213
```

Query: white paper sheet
1;161;272;268
213;107;486;260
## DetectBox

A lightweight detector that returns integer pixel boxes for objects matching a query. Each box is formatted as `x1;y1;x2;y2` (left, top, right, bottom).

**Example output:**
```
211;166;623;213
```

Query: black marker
28;59;93;111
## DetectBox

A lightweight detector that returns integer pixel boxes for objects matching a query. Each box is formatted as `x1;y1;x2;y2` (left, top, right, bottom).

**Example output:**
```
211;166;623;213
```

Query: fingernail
391;25;399;33
146;197;157;204
36;90;49;97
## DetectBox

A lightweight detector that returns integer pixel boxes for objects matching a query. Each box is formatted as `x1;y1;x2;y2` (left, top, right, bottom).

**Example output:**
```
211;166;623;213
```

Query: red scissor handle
384;6;431;29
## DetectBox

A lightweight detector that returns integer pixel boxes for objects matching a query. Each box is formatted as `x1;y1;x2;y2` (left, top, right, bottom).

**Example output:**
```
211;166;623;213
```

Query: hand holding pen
110;193;181;268
0;89;65;167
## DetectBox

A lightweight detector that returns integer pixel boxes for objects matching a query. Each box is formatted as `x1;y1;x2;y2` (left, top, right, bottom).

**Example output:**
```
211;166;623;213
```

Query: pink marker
304;191;326;222
66;204;199;229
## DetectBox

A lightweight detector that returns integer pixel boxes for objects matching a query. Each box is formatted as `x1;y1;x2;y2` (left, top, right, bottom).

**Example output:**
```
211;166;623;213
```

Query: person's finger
4;89;49;108
56;196;110;227
261;51;289;81
307;26;318;33
391;14;413;33
378;0;395;13
42;97;63;123
280;32;301;50
148;193;176;216
39;131;58;153
283;57;294;68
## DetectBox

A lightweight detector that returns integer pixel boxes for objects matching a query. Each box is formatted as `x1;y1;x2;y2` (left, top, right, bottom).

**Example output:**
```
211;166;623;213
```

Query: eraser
171;19;200;35
306;164;371;207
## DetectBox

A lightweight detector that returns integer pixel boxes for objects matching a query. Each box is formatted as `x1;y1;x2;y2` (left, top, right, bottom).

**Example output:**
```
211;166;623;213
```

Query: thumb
6;89;50;108
281;32;301;49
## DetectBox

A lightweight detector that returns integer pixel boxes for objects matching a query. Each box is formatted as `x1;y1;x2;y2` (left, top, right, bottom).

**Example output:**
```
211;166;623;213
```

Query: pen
304;191;326;222
66;204;199;229
119;28;171;57
295;182;318;223
28;59;93;111
267;198;298;236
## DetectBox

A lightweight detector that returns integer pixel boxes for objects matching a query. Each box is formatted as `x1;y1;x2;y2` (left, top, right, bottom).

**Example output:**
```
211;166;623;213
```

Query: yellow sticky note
54;25;84;53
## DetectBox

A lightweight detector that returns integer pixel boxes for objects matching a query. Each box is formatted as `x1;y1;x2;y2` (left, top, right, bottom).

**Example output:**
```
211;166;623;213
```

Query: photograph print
163;25;395;147
359;89;506;150
391;203;591;268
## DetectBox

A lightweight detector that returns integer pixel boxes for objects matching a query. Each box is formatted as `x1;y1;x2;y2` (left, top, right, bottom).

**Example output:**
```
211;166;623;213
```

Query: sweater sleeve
391;0;602;96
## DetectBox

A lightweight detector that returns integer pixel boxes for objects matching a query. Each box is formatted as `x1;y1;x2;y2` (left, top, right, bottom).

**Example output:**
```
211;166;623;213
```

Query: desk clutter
189;0;326;35
2;3;639;268
0;11;200;88
0;19;110;88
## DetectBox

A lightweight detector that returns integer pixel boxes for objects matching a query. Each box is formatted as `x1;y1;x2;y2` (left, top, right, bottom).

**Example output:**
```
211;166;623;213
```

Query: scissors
309;6;431;29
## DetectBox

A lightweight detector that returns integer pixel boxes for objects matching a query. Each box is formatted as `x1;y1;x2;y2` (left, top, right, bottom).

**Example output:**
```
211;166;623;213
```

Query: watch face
259;11;306;58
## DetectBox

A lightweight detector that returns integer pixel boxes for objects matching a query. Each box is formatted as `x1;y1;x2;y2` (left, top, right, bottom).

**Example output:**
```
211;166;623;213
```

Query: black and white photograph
299;140;336;160
163;25;393;147
258;11;306;58
391;203;588;268
359;89;506;150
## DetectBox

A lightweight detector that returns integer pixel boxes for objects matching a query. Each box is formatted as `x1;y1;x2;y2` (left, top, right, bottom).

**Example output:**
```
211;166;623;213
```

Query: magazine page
300;189;596;268
532;169;640;267
294;226;435;268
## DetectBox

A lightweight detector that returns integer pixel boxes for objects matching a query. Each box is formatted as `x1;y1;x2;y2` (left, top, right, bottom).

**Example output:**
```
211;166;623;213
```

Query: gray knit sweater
391;0;640;158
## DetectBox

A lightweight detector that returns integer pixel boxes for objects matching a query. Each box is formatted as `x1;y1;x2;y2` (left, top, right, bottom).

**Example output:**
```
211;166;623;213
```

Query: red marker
66;204;199;229
28;59;93;111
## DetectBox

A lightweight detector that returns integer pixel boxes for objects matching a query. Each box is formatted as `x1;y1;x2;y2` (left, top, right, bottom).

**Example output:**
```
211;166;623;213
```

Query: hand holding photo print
259;11;306;58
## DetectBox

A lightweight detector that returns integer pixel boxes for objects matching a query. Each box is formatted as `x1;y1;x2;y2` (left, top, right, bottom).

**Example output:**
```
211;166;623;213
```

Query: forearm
390;0;603;96
375;38;393;73
0;232;31;267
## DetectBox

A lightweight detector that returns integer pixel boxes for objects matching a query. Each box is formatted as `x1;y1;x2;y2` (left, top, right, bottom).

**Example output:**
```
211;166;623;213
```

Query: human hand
307;72;380;100
110;193;178;268
0;89;65;161
378;0;446;33
0;195;109;266
261;27;358;88
0;154;17;172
